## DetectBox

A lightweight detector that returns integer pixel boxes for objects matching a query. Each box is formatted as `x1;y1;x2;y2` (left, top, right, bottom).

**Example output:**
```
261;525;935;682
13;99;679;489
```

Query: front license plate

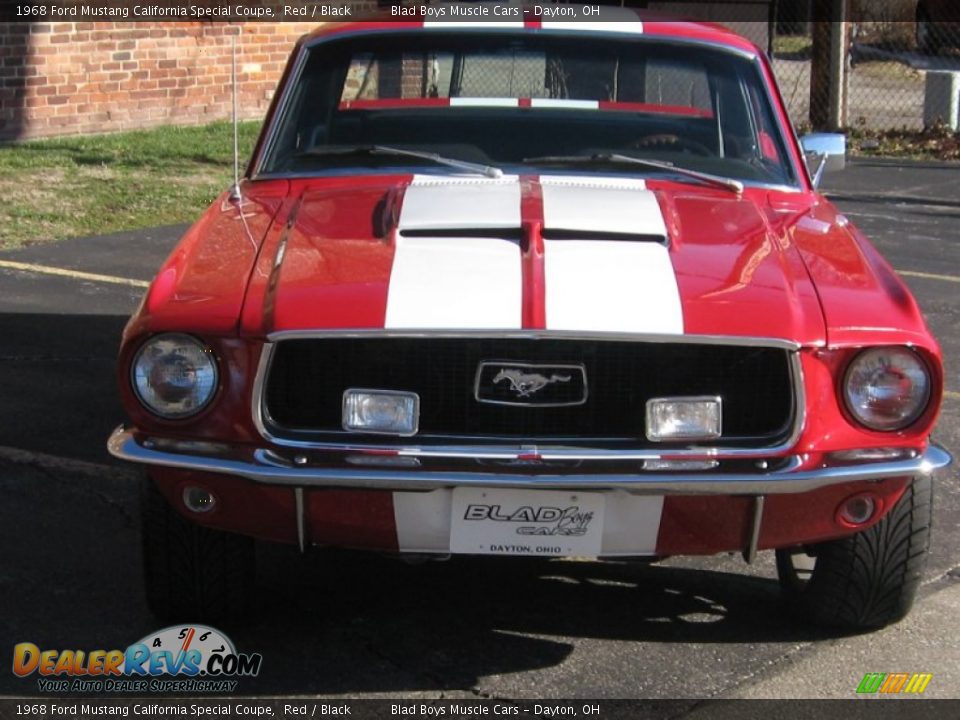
450;488;604;557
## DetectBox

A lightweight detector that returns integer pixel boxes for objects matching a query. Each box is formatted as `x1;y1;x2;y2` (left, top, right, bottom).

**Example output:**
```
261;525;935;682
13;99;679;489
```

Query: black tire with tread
141;479;257;624
776;476;932;631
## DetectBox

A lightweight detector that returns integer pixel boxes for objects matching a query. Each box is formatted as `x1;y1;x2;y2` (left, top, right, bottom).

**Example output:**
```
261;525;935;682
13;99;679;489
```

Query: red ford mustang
109;12;951;630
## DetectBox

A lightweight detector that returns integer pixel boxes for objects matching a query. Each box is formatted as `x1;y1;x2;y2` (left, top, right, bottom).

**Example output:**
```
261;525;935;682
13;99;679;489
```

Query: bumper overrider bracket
745;496;765;564
107;426;952;496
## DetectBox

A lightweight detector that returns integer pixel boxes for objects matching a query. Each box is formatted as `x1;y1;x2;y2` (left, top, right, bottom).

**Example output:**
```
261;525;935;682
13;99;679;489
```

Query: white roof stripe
449;97;520;107
540;20;644;33
529;98;600;110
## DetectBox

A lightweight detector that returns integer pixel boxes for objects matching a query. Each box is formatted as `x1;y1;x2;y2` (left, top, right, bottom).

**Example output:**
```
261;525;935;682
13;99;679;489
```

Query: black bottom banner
0;699;954;720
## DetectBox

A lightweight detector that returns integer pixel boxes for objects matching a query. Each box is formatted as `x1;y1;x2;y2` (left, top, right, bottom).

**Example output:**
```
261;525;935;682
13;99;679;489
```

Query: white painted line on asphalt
897;269;960;284
0;259;150;289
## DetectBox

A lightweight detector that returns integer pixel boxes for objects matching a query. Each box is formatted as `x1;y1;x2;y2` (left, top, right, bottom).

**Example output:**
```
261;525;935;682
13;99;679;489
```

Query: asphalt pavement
0;161;958;703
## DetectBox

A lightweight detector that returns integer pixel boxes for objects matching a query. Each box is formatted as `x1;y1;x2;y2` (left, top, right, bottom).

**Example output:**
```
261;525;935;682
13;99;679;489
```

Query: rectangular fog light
646;396;722;442
342;389;420;436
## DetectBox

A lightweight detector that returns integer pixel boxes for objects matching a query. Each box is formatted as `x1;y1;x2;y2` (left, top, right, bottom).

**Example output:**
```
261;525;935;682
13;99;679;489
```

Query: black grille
263;338;796;446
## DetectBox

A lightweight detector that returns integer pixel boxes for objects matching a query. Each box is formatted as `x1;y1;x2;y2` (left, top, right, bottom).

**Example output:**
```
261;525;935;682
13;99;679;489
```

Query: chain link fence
773;13;960;132
351;0;960;135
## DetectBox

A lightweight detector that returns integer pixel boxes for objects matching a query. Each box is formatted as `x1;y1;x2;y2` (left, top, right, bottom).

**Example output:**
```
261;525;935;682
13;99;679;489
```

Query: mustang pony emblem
493;369;572;398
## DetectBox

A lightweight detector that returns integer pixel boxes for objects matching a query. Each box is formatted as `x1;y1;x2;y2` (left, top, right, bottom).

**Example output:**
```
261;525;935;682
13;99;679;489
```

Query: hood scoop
539;178;669;244
541;228;666;243
398;176;523;233
400;227;524;239
396;175;669;243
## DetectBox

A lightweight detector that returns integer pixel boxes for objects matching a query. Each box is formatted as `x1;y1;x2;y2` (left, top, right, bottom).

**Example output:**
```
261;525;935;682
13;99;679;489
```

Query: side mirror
800;133;847;188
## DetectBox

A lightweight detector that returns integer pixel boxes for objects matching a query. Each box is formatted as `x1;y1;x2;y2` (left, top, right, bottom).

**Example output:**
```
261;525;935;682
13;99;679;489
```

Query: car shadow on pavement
0;313;131;464
1;465;837;698
0;312;837;697
224;547;836;695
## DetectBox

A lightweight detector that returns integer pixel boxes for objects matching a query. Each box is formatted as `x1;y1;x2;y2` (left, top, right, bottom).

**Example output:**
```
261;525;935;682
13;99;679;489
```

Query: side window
715;74;757;160
748;84;782;163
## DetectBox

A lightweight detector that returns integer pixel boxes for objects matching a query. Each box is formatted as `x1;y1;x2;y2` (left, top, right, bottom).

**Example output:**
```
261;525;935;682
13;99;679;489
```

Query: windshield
259;31;796;187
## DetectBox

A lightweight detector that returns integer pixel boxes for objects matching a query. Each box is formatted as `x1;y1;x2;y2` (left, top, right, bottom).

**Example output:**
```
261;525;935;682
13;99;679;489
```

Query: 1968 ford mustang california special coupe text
109;11;952;630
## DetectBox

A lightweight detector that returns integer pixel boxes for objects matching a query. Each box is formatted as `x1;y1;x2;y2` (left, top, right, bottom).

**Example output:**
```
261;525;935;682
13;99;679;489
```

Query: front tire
776;476;932;632
141;479;257;624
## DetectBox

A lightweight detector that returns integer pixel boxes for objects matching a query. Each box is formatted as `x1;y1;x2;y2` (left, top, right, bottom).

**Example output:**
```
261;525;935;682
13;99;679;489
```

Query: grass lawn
849;124;960;161
0;121;260;249
772;35;812;58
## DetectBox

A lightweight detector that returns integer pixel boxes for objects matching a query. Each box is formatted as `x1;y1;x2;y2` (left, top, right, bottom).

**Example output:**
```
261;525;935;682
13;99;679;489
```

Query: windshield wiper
299;144;504;179
522;153;743;194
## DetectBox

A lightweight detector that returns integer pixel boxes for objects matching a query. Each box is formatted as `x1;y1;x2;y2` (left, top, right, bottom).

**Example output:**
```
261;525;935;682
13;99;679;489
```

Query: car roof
301;10;761;57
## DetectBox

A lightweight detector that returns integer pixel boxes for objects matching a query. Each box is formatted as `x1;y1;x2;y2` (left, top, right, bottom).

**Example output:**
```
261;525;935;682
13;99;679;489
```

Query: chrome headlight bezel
131;333;219;420
842;347;931;432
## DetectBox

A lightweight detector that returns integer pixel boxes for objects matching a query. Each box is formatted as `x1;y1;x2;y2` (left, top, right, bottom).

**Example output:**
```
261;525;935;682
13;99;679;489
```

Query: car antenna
228;34;242;203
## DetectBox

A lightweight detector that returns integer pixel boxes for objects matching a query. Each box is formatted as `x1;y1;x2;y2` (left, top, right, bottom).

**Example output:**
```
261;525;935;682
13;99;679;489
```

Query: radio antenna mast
229;34;242;203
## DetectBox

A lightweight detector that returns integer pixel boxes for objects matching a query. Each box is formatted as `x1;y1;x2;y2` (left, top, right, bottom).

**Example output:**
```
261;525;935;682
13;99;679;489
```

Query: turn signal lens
182;486;216;514
836;493;880;527
843;348;930;431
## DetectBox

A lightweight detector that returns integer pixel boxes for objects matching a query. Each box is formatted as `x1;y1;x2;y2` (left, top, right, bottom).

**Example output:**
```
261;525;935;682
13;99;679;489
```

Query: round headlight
132;334;218;419
843;347;930;431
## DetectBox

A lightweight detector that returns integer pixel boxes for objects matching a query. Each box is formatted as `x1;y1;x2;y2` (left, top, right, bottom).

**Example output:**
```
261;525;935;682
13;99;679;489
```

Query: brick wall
0;21;322;142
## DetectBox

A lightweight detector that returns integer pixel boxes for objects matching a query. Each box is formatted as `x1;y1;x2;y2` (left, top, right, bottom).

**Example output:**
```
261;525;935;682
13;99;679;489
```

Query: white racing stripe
540;180;682;333
385;175;523;329
385;235;523;329
601;492;663;555
539;175;649;191
394;490;453;553
544;240;682;333
541;20;644;33
529;98;599;110
398;174;522;231
449;97;519;108
540;177;665;236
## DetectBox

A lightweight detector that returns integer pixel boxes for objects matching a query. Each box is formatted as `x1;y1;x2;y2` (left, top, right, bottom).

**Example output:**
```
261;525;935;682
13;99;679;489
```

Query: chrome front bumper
107;426;952;496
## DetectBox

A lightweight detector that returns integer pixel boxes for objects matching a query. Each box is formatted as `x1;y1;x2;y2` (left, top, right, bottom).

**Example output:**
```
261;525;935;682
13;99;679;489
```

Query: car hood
238;174;827;344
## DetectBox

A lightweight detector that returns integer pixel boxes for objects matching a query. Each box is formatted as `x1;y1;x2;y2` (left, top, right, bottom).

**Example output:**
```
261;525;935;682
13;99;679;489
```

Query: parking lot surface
0;160;958;701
